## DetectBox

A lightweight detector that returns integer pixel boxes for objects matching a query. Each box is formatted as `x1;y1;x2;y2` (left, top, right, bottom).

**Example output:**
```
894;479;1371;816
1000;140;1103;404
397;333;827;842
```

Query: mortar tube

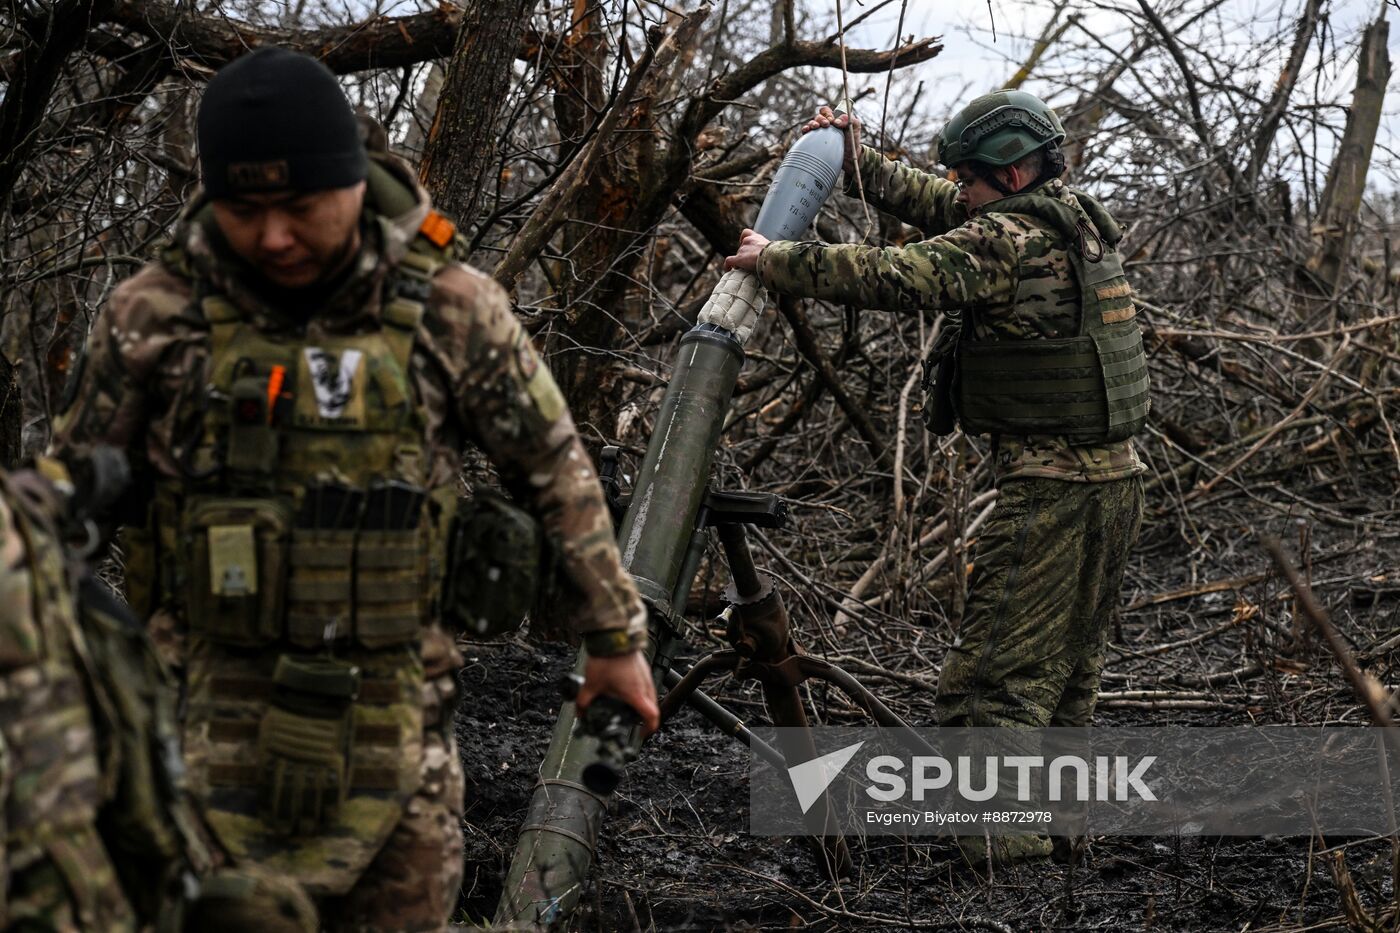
491;644;618;928
494;326;745;928
616;324;743;607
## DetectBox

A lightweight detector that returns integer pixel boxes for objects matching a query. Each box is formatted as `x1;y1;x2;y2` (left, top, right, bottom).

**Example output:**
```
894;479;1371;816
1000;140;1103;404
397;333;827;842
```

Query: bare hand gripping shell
698;115;846;344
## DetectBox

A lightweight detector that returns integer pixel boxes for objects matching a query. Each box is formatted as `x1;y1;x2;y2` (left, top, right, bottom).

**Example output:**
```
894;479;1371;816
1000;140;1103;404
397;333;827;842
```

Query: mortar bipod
658;492;931;880
660;491;936;754
663;490;848;878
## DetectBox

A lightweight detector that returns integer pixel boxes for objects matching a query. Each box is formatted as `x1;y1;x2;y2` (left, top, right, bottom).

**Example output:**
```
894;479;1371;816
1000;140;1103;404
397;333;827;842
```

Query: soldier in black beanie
198;46;368;198
52;44;659;933
194;46;371;293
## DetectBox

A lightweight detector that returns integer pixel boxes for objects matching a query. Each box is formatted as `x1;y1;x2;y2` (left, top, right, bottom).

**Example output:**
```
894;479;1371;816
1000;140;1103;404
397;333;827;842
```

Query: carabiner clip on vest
1075;217;1105;263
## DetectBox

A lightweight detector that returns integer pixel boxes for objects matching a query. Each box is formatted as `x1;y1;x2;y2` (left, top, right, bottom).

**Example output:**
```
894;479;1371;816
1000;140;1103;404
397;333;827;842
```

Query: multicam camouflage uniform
52;155;647;928
0;463;320;933
0;473;135;931
757;145;1146;729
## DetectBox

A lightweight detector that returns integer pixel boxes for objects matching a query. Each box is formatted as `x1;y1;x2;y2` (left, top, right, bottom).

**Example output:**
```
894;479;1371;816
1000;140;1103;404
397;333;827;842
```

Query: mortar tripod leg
793;657;939;757
716;523;852;879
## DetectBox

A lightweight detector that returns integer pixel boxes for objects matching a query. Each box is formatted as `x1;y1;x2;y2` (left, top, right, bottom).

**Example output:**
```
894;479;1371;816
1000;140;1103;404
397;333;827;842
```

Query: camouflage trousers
161;625;468;933
935;476;1143;728
316;725;466;933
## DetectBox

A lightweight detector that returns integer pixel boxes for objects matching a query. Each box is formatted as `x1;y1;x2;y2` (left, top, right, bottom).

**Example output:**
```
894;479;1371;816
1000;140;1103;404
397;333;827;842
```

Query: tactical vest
138;215;463;894
954;189;1150;444
174;255;445;650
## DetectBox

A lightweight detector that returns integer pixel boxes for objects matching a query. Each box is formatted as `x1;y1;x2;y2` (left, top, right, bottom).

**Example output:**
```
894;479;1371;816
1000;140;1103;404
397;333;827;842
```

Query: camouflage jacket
757;145;1145;484
52;156;646;647
0;477;135;932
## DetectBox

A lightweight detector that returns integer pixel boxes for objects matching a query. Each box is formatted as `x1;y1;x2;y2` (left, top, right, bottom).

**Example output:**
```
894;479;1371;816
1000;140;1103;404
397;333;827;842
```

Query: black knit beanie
197;47;368;198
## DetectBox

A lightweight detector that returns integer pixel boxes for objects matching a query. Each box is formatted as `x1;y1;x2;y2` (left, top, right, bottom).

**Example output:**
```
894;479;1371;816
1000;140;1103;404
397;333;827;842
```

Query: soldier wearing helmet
726;91;1149;864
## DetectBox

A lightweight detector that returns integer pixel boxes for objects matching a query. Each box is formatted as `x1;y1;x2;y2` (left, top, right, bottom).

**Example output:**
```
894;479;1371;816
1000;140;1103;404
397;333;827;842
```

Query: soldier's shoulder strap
985;190;1082;246
382;209;462;369
1066;188;1123;247
984;186;1123;260
157;237;241;353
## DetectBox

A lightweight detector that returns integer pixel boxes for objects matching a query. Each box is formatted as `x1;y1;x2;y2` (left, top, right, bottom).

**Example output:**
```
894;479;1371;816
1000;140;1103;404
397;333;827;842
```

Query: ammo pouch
286;526;356;647
183;498;291;646
354;523;430;649
443;489;541;638
921;322;962;437
256;655;360;836
184;483;432;649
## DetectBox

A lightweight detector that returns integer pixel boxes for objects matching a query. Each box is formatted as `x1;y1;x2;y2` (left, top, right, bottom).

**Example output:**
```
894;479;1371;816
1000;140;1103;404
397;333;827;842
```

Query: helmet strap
978;142;1068;196
971;162;1017;196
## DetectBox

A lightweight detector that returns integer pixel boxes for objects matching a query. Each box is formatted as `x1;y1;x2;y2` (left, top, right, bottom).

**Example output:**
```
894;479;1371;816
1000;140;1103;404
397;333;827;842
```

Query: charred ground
453;498;1400;932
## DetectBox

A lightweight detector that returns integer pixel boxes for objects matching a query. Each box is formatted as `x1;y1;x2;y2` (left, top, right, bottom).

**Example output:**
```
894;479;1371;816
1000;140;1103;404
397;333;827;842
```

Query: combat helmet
936;90;1066;168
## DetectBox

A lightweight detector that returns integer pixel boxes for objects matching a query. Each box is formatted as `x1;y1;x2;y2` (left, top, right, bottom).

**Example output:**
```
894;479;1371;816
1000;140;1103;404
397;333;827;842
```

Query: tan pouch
256;656;358;836
184;498;290;646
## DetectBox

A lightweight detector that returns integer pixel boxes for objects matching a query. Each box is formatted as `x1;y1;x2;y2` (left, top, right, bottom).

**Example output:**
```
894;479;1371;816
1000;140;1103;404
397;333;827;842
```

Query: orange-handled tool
266;365;286;424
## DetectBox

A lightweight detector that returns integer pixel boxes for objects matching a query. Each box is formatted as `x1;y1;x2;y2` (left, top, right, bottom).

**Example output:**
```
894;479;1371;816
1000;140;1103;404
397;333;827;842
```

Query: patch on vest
1095;283;1133;301
304;348;364;420
1096;282;1136;324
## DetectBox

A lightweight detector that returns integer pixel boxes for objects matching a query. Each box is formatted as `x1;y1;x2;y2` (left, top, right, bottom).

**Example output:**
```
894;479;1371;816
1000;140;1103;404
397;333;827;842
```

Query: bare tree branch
492;8;708;288
420;0;541;226
1306;11;1392;292
1244;0;1324;187
0;0;116;207
688;35;943;139
106;0;459;74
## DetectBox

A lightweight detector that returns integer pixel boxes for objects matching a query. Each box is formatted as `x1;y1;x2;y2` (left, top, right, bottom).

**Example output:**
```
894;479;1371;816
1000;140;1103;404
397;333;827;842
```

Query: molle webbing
958;337;1105;435
207;763;401;793
160;243;446;651
955;190;1149;444
204;667;412;795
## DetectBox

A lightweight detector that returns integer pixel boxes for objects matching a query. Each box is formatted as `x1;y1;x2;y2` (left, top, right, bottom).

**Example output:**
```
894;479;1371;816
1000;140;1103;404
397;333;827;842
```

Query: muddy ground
452;504;1400;932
